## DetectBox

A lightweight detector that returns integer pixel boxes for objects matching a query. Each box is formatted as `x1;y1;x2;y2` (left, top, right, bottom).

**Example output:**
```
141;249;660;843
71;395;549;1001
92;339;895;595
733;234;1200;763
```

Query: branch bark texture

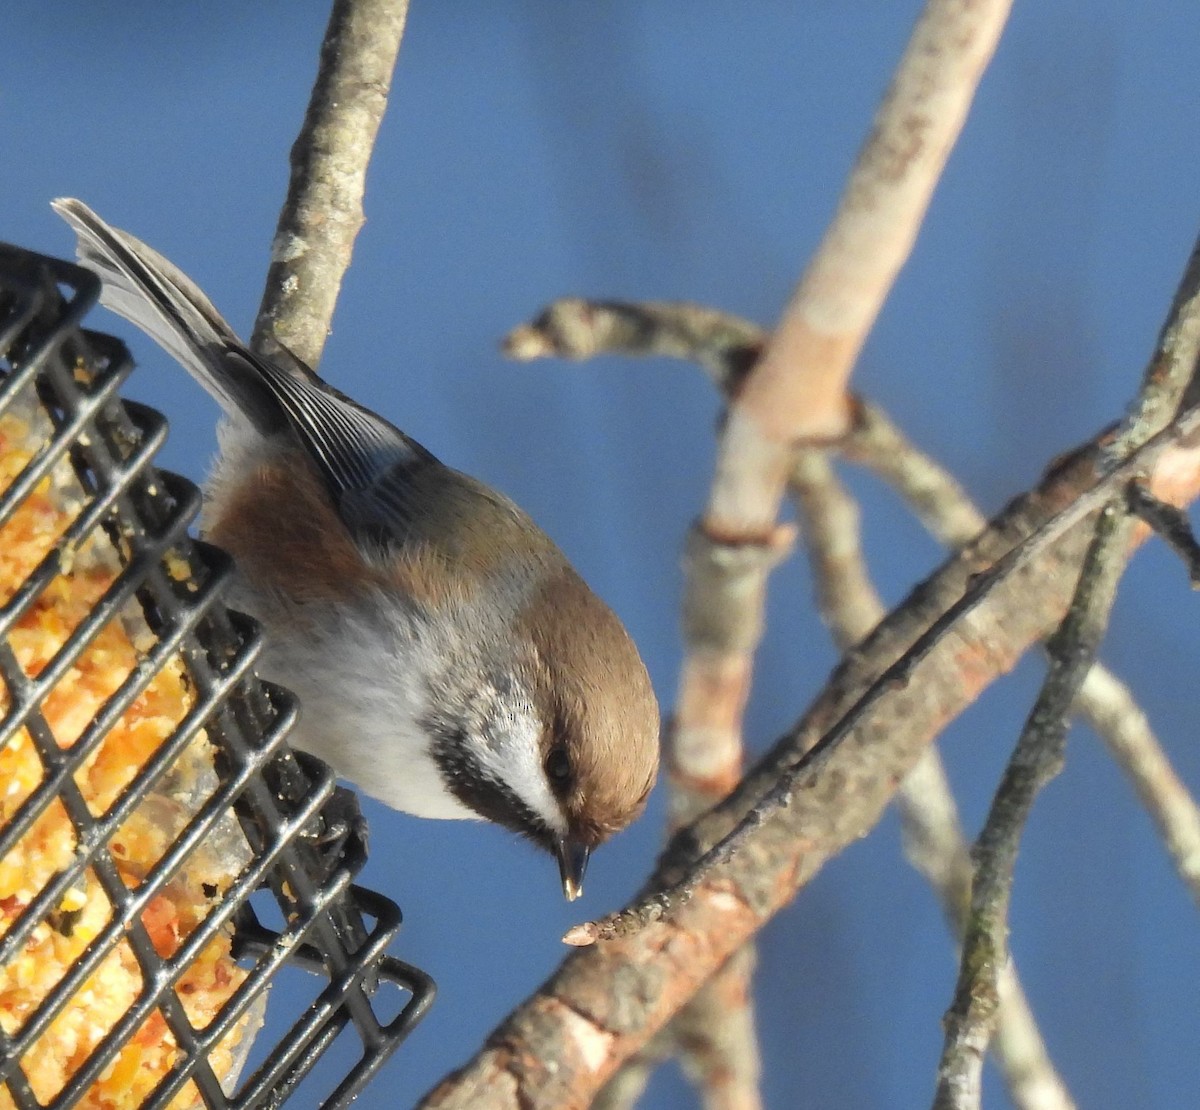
252;0;410;368
933;504;1132;1110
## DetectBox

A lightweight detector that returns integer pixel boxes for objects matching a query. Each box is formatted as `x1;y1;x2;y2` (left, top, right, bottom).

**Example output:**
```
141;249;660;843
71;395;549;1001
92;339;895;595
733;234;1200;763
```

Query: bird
53;198;659;901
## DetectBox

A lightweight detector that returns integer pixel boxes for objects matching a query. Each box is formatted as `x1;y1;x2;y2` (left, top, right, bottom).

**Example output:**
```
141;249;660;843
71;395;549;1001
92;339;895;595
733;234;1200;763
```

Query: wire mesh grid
0;243;433;1109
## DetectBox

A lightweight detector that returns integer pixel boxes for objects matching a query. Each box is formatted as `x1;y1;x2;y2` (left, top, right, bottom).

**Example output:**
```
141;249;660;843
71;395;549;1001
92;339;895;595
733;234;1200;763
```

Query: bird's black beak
555;837;590;901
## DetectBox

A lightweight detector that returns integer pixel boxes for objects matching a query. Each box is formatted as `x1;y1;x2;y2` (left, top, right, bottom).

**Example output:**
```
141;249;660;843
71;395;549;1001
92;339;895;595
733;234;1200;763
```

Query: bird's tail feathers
52;198;273;428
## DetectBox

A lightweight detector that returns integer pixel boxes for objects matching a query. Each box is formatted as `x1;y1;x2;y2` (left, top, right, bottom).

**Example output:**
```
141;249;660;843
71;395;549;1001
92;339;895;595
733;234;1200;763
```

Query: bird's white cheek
471;714;567;837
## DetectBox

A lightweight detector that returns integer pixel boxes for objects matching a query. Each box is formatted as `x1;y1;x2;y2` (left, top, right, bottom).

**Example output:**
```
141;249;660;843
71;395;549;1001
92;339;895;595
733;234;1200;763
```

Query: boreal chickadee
54;198;660;900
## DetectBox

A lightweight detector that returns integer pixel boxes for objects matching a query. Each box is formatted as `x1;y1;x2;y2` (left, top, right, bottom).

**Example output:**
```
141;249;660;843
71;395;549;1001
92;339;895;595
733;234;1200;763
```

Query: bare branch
933;503;1132;1110
252;0;410;368
842;399;988;548
708;0;1013;535
1114;232;1200;450
1126;481;1200;585
503;298;764;392
931;198;1200;1110
789;450;1075;1110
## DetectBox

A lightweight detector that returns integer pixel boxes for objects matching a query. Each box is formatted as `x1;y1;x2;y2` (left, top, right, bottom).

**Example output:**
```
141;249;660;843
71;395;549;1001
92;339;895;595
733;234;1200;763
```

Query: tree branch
788;450;1075;1110
503;298;764;393
422;221;1200;1105
252;0;410;368
1126;481;1200;584
846;400;1200;914
708;0;1013;535
933;502;1131;1110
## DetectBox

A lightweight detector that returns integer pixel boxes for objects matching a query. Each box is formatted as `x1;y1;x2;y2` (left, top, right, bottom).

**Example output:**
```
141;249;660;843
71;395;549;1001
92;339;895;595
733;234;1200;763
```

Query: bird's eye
544;746;572;789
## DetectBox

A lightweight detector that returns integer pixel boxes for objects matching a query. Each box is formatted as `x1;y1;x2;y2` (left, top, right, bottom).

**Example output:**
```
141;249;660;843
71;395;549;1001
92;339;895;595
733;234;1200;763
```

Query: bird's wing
226;346;433;488
55;198;443;551
221;345;447;550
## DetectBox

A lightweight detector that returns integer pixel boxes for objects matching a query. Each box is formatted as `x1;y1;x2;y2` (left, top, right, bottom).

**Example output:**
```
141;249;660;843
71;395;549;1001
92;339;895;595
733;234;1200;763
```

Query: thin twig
1126;481;1200;585
252;0;411;368
1112;232;1200;453
789;451;1075;1110
503;298;764;392
842;398;988;548
932;504;1132;1110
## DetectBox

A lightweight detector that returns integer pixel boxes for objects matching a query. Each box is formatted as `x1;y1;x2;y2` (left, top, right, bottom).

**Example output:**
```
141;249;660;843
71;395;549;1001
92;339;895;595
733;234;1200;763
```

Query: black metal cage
0;244;433;1109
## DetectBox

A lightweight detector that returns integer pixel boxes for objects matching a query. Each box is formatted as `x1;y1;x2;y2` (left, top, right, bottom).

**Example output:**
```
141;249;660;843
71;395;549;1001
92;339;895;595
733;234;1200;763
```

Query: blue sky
6;3;1200;1107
